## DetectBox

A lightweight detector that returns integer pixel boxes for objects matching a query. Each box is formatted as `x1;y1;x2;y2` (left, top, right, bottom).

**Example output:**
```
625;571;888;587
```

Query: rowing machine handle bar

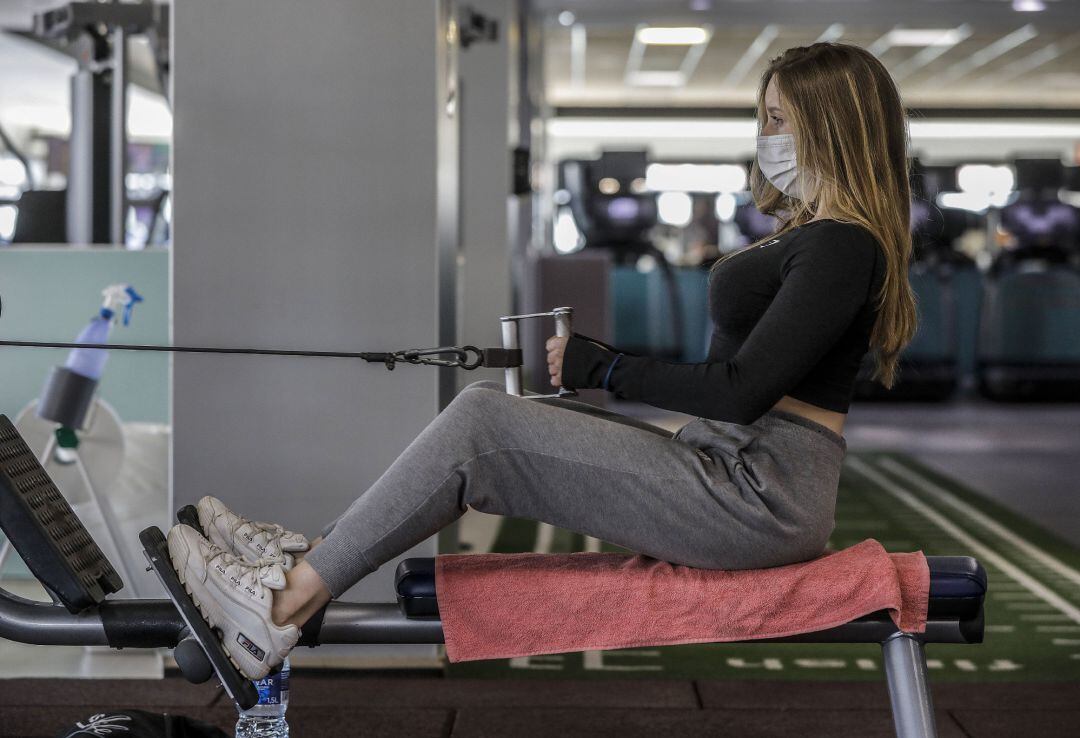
552;307;574;397
498;306;575;398
554;308;572;339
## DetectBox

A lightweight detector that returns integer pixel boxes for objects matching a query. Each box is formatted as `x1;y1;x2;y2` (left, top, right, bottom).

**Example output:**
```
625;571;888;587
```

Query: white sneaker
167;523;300;680
196;495;310;570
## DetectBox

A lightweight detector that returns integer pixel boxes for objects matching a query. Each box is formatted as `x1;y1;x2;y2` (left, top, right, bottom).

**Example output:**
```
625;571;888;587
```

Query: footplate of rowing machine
176;505;204;536
139;526;259;710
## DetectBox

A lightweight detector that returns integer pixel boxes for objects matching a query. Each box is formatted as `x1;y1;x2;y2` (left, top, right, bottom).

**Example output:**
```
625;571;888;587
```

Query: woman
168;41;917;680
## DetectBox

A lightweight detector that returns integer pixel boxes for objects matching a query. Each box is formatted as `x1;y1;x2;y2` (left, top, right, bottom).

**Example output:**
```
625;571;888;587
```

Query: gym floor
1;395;1079;736
3;673;1079;737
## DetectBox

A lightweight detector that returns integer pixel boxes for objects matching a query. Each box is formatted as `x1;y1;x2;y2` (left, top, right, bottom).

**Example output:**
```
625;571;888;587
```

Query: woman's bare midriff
771;395;846;437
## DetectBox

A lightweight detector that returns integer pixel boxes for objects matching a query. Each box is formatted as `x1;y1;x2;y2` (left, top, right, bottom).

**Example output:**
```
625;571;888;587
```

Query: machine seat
394;555;986;622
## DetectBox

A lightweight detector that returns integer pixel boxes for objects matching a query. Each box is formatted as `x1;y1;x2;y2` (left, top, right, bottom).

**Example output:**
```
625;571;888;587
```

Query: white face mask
756;133;801;199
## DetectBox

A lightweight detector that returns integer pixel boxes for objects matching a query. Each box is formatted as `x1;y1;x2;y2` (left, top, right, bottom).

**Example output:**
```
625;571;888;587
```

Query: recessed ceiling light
1012;0;1046;11
887;29;966;47
636;26;709;46
558;11;575;26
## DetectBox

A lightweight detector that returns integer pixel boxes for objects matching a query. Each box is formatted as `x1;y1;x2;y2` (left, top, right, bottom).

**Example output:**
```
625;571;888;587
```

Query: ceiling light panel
636;27;709;46
625;24;713;88
888;29;969;47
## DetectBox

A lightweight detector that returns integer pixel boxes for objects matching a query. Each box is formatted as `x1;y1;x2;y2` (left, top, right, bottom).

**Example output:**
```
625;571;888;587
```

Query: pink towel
435;538;929;663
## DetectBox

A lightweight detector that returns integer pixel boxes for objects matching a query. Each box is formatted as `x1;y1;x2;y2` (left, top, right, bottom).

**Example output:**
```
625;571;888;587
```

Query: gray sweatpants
304;379;847;598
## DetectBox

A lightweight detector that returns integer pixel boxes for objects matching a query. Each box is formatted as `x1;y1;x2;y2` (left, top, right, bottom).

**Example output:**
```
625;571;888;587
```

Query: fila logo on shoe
236;632;267;662
242;530;269;555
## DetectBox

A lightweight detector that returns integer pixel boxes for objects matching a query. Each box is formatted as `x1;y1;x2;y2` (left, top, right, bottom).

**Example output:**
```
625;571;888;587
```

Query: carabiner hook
397;346;470;368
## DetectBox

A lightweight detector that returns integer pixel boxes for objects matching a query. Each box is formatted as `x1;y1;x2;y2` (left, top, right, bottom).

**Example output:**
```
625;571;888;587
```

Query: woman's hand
546;335;568;388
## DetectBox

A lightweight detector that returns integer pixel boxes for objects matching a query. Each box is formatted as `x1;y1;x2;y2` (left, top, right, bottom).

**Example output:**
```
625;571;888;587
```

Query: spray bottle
37;284;144;435
63;284;145;381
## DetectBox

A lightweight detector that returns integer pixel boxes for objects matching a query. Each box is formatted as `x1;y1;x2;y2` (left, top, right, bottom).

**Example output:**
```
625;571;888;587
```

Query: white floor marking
583;650;663;671
534;522;555;554
1020;614;1073;622
1005;602;1058;611
1052;638;1080;646
879;456;1080;591
845;457;1080;627
726;658;783;670
509;654;564;670
983;625;1016;633
1036;625;1080;633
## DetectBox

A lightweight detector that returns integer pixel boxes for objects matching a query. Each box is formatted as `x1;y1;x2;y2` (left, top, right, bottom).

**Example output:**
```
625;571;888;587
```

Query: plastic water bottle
63;284;144;380
235;657;290;738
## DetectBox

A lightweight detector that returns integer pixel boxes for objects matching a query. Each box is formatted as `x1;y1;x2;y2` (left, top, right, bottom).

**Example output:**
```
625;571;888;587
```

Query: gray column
172;0;457;666
454;0;519;395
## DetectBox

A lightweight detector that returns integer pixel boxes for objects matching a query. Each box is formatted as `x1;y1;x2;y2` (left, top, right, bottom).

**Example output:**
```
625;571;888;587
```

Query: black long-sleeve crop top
561;219;887;425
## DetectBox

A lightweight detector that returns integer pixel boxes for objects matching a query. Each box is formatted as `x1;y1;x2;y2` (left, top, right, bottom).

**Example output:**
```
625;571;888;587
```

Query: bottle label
252;662;290;706
254;672;282;705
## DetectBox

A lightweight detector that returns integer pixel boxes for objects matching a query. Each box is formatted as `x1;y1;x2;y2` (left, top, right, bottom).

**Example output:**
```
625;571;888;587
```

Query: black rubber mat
2;675;1078;737
449;707;968;738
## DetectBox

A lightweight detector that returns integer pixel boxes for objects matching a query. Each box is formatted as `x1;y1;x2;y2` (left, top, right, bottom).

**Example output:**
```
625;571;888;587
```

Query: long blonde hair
711;42;917;389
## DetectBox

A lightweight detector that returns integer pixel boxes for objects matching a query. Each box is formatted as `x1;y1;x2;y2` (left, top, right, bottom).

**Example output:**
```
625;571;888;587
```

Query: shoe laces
205;544;280;599
229;518;285;557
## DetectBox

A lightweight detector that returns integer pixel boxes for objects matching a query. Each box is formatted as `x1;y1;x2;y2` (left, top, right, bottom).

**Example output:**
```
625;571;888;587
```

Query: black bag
55;709;228;738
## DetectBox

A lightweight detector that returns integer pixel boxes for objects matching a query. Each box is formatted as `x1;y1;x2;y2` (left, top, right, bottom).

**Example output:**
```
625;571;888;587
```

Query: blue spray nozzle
101;283;144;327
122;286;144;327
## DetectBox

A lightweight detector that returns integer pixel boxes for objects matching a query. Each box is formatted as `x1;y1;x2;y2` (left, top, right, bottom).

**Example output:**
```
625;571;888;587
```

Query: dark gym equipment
32;1;168;245
560;150;686;360
977;157;1080;401
9;190;68;244
992;158;1080;274
853;161;981;401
